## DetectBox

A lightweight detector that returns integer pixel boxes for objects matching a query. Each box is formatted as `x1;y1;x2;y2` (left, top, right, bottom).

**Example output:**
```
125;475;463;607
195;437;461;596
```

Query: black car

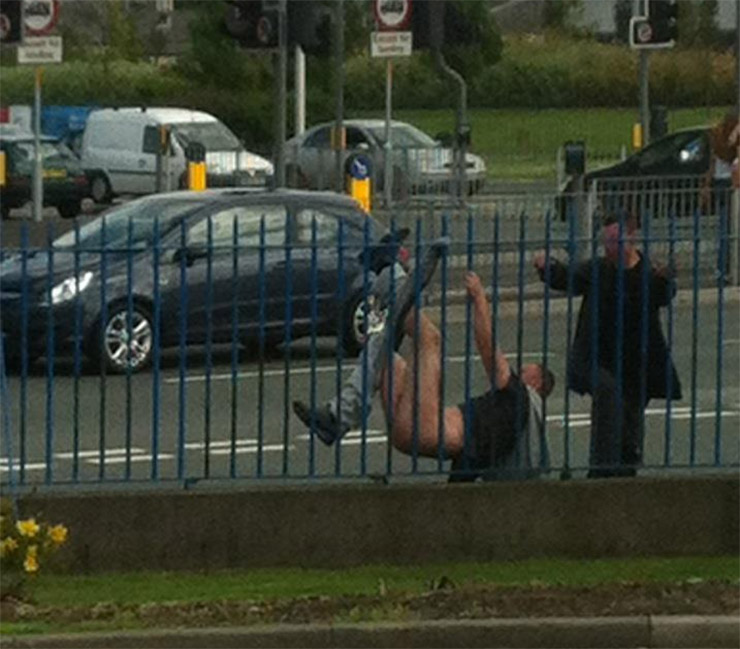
0;189;391;373
0;127;90;220
560;127;732;221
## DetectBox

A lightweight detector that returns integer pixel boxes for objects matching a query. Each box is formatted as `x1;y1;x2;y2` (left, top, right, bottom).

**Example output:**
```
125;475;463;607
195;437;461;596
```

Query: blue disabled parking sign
348;154;372;181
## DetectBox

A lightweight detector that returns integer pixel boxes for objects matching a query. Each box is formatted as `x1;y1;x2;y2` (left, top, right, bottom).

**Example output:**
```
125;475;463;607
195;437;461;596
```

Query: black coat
541;255;682;401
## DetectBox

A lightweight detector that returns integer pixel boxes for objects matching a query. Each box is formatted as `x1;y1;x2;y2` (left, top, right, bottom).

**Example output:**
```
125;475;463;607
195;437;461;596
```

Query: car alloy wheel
103;308;153;373
351;294;386;346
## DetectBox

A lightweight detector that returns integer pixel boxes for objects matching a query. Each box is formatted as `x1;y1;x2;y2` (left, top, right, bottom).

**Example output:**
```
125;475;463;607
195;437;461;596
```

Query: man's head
521;363;555;398
602;213;638;263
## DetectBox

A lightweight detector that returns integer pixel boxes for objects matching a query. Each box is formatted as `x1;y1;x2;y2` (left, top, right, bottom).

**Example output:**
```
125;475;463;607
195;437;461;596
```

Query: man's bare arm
464;272;511;390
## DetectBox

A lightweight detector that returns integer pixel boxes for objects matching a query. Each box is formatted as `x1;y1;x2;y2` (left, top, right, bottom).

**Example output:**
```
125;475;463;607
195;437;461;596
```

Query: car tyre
90;174;112;204
93;302;154;374
342;292;386;357
57;201;82;219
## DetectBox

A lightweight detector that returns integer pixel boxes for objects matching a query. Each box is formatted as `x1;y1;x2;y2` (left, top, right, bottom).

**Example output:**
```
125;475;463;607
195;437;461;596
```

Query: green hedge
0;35;734;148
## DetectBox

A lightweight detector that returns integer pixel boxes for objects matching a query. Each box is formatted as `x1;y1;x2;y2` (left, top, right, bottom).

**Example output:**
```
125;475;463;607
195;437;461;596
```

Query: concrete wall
14;476;739;573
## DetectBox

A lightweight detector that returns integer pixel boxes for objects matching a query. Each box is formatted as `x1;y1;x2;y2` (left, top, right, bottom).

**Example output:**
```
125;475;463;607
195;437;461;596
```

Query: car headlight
49;271;93;305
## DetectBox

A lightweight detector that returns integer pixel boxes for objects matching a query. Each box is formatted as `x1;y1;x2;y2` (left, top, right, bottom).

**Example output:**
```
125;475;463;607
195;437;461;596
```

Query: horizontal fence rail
0;188;738;490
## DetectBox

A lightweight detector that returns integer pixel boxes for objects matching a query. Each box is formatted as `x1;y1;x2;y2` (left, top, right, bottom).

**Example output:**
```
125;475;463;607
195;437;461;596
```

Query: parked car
0;125;89;220
0;189;395;374
559;127;732;221
81;108;274;204
284;119;487;198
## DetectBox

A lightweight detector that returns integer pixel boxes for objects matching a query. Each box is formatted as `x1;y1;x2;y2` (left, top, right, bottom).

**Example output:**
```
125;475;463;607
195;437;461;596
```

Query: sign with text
371;30;412;57
23;0;59;36
18;35;62;63
374;0;412;31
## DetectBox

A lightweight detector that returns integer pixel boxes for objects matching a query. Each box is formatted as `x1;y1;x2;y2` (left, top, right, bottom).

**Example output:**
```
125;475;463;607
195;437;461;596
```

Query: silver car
284;119;487;199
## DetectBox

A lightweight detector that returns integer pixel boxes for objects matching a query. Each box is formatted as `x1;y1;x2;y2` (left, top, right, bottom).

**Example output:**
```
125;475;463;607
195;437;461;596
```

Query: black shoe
293;400;346;446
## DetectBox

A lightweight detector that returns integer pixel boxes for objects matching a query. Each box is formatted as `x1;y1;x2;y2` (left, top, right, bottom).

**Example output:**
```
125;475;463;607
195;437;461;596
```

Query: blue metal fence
0;187;738;490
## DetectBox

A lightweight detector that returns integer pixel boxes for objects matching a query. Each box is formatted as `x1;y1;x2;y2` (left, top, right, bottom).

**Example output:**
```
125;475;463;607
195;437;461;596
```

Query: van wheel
90;174;112;204
57;201;82;219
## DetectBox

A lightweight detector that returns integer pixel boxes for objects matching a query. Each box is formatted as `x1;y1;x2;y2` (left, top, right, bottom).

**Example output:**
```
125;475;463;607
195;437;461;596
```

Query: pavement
4;616;739;648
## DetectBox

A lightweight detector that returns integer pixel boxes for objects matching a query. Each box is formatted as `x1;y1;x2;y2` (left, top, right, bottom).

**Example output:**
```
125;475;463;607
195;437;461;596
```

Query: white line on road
163;353;552;385
85;454;174;466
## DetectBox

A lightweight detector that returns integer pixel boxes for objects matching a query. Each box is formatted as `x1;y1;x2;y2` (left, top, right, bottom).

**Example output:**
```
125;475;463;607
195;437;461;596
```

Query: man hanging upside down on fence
294;255;555;480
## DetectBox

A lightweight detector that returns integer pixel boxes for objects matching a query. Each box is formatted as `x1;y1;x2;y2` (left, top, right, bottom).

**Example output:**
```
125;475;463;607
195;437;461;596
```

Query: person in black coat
533;214;682;478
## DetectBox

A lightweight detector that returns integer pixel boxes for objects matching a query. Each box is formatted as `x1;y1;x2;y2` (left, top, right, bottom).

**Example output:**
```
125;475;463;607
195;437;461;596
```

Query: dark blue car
0;189;388;373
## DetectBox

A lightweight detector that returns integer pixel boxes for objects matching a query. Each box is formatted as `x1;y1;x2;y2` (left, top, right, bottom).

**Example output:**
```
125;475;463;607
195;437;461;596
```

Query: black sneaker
293;400;346;446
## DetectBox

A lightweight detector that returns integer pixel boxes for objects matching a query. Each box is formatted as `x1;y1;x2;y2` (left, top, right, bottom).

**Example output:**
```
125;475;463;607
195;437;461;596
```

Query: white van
80;107;274;203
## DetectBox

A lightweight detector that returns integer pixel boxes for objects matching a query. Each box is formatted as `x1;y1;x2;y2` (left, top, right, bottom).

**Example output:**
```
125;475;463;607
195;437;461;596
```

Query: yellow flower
48;525;68;545
23;553;39;574
27;544;38;558
16;519;40;538
0;537;19;557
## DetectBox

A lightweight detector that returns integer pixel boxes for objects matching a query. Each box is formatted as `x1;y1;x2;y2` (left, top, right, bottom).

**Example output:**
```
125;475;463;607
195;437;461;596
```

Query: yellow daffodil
48;525;68;545
23;553;39;573
16;519;40;538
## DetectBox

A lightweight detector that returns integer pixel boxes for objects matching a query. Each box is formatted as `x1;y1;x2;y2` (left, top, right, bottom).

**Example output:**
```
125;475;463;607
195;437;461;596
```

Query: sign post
372;0;412;208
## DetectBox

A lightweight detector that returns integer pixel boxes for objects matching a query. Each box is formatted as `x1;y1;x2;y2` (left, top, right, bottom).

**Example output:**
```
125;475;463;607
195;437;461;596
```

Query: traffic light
288;0;332;56
629;0;678;49
223;0;278;48
0;0;23;45
410;1;481;51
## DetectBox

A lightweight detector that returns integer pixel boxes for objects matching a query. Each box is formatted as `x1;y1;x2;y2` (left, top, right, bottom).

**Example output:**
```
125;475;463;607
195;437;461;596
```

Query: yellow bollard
632;123;643;150
188;161;207;191
345;154;372;213
0;151;6;187
349;177;371;213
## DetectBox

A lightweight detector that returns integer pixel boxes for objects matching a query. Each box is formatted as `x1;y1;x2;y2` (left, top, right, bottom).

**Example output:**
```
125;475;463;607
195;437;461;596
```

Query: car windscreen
53;198;208;251
171;121;241;152
8;140;74;168
367;124;437;149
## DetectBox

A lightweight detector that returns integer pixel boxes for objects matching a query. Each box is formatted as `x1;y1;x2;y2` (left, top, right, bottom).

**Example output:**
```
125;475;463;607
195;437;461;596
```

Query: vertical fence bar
437;212;449;473
257;217;267;477
204;216;213;479
177;220;188;481
515;210;526;470
72;221;82;482
282;213;293;477
99;216;108;481
151;215;161;482
125;215;134;480
714;207;727;466
689;207;700;465
230;216;240;479
638;209;651;469
360;217;372;475
614;214;625;474
588;210;600;474
19;224;29;484
411;217;422;474
562;198;576;479
663;212;677;467
334;218;345;477
44;224;55;485
541;208;552;471
308;215;318;478
384;217;397;478
462;214;474;475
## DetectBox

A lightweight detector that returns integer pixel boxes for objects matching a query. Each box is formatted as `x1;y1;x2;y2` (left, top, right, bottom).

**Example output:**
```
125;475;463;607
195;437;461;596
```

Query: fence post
731;187;739;286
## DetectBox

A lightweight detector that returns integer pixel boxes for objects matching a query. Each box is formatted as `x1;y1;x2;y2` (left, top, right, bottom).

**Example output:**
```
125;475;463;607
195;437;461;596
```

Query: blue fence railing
0;188;738;489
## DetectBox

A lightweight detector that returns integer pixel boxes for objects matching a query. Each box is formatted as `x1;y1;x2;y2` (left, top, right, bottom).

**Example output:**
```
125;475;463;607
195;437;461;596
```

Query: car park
0;125;89;220
284;119;487;198
0;189;391;373
81;108;274;204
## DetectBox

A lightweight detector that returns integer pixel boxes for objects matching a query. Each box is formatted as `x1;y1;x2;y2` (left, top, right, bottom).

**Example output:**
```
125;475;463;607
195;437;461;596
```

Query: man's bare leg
380;311;464;458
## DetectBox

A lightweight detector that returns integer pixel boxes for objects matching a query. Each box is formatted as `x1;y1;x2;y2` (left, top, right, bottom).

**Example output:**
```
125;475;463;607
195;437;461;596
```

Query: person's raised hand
464;271;485;300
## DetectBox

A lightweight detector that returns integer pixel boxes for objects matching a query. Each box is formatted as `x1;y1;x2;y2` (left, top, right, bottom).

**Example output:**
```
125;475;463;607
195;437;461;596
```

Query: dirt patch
2;581;738;629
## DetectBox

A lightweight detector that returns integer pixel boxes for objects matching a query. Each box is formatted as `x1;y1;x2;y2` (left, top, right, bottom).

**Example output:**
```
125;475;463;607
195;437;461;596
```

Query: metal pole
334;0;345;192
733;0;740;285
434;49;467;201
295;45;306;136
33;68;43;223
639;50;650;146
383;59;393;208
275;0;288;187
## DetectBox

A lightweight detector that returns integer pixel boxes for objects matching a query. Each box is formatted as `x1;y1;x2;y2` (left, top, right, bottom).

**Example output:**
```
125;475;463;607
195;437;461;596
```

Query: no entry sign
374;0;412;31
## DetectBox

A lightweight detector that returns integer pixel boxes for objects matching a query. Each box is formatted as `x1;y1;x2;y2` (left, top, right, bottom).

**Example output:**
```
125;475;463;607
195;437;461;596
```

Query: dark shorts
450;379;528;481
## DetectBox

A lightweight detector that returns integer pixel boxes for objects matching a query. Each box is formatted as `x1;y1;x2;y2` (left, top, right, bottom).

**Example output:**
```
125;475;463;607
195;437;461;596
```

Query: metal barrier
0;188;737;490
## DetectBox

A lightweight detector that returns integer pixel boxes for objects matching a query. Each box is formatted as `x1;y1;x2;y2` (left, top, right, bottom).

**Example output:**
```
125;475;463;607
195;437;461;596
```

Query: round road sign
23;0;59;36
636;21;653;44
0;14;11;40
374;0;412;31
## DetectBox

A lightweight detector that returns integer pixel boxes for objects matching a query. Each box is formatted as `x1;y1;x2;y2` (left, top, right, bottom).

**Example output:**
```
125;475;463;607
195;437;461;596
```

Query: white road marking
86;454;174;466
55;448;145;459
163;353;552;385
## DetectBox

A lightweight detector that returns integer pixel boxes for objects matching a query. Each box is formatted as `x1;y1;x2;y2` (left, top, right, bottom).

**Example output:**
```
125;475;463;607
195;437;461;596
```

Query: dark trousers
583;367;647;479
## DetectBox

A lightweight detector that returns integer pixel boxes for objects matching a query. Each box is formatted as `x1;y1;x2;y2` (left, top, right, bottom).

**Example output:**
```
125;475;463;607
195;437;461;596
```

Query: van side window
142;126;161;155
